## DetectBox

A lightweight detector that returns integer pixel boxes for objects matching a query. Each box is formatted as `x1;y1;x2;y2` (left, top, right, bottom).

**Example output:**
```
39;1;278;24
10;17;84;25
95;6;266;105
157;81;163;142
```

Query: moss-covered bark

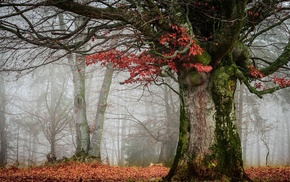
165;67;216;181
210;64;244;180
165;54;246;181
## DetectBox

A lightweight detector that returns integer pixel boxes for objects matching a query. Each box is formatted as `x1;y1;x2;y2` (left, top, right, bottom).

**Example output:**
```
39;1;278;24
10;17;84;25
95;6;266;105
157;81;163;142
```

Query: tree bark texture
166;58;244;181
70;55;90;154
89;65;114;158
0;74;7;166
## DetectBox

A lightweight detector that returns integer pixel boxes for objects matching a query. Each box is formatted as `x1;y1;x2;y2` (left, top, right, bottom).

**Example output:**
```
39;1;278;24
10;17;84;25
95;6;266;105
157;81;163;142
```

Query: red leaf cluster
188;63;212;73
273;76;290;87
86;24;212;84
86;50;160;84
248;65;264;78
0;162;169;182
254;82;262;89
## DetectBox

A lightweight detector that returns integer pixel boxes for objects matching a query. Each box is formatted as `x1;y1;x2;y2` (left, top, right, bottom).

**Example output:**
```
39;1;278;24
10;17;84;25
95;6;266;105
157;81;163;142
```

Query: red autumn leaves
249;65;290;89
1;163;290;181
86;24;212;84
87;24;289;89
245;166;290;181
0;162;169;182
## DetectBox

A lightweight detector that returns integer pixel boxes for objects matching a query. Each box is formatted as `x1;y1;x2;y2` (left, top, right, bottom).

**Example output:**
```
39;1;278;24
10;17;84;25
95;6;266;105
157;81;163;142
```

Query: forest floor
0;161;290;181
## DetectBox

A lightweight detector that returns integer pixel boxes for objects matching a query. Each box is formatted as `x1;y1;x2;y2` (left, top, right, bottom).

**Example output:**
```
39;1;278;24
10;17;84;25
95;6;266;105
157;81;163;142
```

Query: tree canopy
1;1;289;93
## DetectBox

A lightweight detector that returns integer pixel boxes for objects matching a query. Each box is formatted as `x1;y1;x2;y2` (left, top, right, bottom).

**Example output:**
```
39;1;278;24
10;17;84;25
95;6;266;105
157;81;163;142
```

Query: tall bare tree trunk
59;10;91;155
70;54;90;154
0;74;7;167
89;65;114;158
49;67;57;158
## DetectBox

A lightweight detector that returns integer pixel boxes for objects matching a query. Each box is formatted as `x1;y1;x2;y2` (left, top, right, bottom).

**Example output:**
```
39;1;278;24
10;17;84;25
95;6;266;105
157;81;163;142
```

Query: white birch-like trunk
59;10;91;154
70;54;90;153
89;65;114;158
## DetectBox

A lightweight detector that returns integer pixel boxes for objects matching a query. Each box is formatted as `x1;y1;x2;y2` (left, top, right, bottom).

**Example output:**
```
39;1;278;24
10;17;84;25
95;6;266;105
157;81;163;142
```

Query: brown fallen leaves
0;162;169;182
1;162;290;181
245;166;290;182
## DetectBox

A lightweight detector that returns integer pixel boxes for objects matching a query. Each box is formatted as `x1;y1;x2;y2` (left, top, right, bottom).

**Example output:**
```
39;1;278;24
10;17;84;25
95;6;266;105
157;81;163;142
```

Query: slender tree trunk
166;62;244;181
70;54;90;154
89;65;114;158
59;11;90;155
0;74;7;167
51;133;56;158
49;67;57;157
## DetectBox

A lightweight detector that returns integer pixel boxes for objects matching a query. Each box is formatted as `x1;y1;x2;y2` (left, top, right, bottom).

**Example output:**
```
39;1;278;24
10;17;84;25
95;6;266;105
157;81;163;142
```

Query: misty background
1;57;290;167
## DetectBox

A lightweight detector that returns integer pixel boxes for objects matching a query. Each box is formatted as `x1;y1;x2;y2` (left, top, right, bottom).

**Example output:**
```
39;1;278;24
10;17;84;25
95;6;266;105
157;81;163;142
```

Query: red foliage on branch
273;76;290;87
86;50;160;84
86;24;212;84
248;65;264;78
188;63;212;73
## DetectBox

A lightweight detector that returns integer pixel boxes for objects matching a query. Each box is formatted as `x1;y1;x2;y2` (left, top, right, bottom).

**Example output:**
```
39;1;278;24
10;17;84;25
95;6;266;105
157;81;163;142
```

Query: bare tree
18;63;74;162
0;73;7;166
89;64;114;158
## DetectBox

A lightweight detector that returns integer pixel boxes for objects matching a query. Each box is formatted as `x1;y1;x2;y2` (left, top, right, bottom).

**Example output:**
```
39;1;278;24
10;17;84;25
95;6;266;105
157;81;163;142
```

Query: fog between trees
1;58;290;167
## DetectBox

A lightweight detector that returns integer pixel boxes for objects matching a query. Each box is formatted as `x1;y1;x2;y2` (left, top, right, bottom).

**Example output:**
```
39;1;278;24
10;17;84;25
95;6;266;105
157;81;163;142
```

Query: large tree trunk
166;64;245;181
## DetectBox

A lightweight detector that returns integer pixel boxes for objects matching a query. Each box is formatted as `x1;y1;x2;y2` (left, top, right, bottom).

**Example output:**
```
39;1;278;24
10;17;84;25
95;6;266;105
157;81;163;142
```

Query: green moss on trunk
165;89;189;181
210;58;244;180
166;53;246;181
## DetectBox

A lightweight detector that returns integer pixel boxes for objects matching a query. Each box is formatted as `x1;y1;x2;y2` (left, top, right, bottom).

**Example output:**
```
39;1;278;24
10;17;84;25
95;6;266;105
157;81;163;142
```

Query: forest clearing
0;162;289;181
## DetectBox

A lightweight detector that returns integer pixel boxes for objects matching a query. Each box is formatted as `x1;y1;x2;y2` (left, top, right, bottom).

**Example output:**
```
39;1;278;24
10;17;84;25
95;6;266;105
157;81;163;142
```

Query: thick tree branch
46;0;129;22
260;40;290;76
